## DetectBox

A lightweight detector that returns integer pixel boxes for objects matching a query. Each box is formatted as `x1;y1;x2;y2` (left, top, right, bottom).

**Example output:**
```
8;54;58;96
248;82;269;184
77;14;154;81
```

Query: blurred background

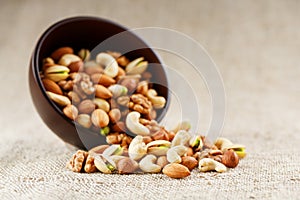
1;0;300;157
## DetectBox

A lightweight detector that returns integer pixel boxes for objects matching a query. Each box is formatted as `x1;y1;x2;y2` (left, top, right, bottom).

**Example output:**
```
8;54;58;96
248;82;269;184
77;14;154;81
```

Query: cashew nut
125;57;148;75
146;140;171;156
96;52;118;78
146;89;166;109
126;111;150;136
139;155;162;173
128;135;147;160
58;54;81;66
198;158;227;173
167;145;188;163
108;84;128;97
171;130;191;147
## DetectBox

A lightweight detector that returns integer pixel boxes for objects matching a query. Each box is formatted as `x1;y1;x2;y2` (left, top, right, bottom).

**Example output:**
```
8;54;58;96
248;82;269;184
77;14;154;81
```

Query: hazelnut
221;149;239;168
181;156;198;171
117;157;139;174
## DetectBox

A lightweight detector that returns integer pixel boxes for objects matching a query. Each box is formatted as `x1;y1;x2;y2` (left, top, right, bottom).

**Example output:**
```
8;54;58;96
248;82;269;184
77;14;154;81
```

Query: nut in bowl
29;16;169;149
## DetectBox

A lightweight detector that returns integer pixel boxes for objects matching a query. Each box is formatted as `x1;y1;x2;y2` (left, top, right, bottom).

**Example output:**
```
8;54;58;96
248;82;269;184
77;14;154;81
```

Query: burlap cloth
1;0;300;199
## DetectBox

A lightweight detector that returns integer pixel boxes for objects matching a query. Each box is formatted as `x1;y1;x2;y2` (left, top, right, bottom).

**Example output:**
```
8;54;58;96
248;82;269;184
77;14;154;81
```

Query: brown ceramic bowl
29;16;169;150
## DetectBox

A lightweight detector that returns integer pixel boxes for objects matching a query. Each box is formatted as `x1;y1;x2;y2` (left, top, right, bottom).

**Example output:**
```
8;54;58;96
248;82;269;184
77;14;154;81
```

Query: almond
162;163;190;179
68;60;84;73
46;91;71;107
63;104;78;120
91;109;109;128
181;156;198;171
42;78;63;95
51;47;74;61
95;85;113;99
91;73;116;87
78;99;95;114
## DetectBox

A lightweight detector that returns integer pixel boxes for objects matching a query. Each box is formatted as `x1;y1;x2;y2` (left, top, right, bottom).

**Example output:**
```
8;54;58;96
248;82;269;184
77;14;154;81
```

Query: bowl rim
31;16;170;132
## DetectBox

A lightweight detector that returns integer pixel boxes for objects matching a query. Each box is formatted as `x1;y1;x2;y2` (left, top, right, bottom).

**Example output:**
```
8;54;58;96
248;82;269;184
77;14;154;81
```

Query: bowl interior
32;16;169;148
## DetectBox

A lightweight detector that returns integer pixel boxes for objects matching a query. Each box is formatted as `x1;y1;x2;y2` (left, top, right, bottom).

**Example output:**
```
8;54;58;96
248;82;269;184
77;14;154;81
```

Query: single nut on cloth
63;104;78;120
91;109;109;128
76;114;92;128
162;163;190;179
139;154;162;173
66;150;88;173
221;149;239;168
78;99;95;114
51;47;74;61
198;158;227;173
84;154;97;173
42;78;63;95
117;157;139;174
181;156;198;171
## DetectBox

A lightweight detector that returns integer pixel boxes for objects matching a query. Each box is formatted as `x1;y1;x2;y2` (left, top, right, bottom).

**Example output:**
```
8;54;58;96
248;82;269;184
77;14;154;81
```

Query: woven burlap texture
0;140;299;200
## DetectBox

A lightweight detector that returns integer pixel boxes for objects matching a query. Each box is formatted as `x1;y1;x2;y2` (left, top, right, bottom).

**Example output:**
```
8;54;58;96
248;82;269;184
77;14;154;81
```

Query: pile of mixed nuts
40;47;246;179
